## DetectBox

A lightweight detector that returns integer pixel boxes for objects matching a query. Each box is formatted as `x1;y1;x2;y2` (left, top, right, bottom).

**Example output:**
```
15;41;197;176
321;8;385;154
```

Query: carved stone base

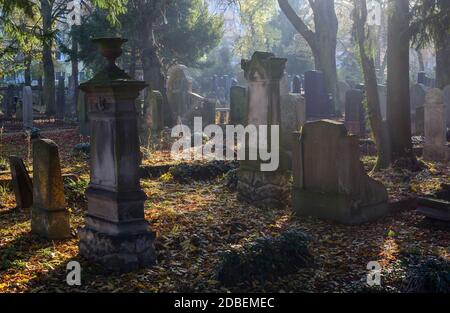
237;169;289;209
79;226;156;272
31;207;71;239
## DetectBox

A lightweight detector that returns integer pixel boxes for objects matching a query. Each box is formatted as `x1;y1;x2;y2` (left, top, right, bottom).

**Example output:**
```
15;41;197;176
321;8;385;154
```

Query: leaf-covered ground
0;129;449;293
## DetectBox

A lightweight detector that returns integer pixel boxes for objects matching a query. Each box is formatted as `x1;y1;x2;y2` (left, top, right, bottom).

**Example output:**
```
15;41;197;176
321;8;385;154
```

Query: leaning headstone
292;75;301;94
22;86;33;129
304;70;332;119
56;76;65;119
443;85;450;129
167;64;193;125
31;139;71;239
344;89;366;137
78;37;155;272
77;90;89;136
237;51;289;209
9;156;33;209
292;120;389;224
423;88;449;162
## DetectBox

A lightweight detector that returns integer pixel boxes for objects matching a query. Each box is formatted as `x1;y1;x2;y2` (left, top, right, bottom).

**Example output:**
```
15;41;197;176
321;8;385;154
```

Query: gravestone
3;85;15;118
15;99;22;121
280;72;290;96
147;90;164;132
22;86;33;129
77;90;89;136
377;84;387;120
292;120;389;224
230;86;247;125
78;37;156;272
237;51;289;209
410;84;428;135
56;76;65;119
423;88;449;162
280;92;305;157
304;70;332;119
9;156;33;209
344;89;366;137
167;65;193;125
292;75;301;94
338;81;351;115
31;139;71;239
444;85;450;129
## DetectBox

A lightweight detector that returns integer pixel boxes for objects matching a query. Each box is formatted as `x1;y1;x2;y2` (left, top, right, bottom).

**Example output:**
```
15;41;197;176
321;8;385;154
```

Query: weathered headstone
78;37;155;272
411;83;427;135
280;92;305;156
31;139;71;239
22;86;33;129
167;65;193;125
230;86;247;125
56;76;65;119
423;88;449;162
304;70;332;119
77;90;89;136
344;89;366;137
237;51;289;209
443;85;450;129
9;156;33;209
3;85;15;118
292;120;389;224
292;75;301;94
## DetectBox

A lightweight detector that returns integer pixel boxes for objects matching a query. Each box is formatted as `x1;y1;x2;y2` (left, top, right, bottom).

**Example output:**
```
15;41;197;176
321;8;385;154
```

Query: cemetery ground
0;129;449;293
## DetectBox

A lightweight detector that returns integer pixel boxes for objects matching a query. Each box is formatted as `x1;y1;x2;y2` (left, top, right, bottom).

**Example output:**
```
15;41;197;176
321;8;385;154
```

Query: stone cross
31;139;71;239
237;51;289;209
9;156;33;209
78;37;155;272
22;86;33;129
423;88;449;162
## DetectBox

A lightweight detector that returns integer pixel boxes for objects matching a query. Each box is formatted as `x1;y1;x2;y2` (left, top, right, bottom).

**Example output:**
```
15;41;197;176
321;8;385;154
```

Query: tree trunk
386;0;415;164
141;22;172;127
24;57;32;86
41;0;55;115
416;49;425;72
435;35;450;88
278;0;339;112
70;31;79;117
354;0;390;170
312;1;339;113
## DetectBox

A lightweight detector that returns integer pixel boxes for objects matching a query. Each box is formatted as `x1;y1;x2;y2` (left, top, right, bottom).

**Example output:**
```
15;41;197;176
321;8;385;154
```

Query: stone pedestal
79;37;156;272
237;52;289;209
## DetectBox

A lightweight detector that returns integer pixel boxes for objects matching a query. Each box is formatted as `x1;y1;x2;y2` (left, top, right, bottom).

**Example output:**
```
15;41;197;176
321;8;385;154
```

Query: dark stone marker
78;37;156;272
229;86;247;125
344;89;366;137
56;76;65;120
304;70;332;119
292;120;389;224
292;75;302;94
31;139;71;239
9;156;33;209
418;72;427;85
